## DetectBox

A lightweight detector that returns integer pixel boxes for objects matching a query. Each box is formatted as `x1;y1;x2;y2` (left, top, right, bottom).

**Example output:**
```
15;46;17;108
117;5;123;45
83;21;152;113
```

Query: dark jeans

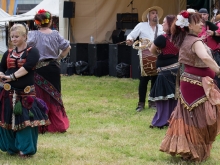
138;75;157;102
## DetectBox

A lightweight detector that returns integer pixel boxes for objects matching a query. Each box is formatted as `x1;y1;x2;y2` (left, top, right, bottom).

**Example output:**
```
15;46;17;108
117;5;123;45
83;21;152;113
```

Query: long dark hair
166;15;176;35
171;11;201;47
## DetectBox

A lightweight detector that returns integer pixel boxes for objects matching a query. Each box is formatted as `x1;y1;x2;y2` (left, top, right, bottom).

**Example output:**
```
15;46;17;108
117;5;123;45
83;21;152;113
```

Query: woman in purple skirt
149;15;179;129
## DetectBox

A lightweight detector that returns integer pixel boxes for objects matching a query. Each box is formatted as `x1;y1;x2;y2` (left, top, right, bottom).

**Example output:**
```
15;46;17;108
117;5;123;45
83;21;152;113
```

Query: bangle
13;73;17;80
10;73;17;81
10;74;15;81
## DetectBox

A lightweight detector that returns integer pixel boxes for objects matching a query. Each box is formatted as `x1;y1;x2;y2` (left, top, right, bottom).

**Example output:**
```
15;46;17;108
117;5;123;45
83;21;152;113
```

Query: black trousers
138;75;157;103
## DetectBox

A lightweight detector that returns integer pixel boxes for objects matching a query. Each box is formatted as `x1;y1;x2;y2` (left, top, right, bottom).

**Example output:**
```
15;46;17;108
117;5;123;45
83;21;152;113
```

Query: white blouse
126;22;164;42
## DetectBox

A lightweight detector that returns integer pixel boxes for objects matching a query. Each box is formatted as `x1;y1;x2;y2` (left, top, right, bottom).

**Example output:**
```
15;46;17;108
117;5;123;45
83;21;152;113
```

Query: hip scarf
34;73;63;106
0;85;48;130
180;72;207;111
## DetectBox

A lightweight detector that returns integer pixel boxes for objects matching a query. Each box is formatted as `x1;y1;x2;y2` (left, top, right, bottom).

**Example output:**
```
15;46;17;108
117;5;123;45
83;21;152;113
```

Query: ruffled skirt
160;99;220;162
149;65;178;101
160;67;220;162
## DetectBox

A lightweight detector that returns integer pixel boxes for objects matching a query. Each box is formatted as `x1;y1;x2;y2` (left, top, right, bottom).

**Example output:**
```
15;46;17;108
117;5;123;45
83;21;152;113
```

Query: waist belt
157;62;179;72
180;72;202;86
3;83;35;94
36;59;57;69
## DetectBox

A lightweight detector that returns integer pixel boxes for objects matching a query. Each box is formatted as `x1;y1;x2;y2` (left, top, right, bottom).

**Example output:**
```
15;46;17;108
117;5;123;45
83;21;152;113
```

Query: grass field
0;75;219;165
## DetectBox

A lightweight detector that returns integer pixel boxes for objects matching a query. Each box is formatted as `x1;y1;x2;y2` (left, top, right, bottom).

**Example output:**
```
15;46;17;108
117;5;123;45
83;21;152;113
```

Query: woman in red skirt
27;9;70;133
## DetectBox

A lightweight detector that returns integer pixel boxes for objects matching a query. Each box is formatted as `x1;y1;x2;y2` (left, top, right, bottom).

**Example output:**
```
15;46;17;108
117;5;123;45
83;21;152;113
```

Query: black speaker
109;44;132;77
109;44;118;77
69;43;88;64
63;1;75;18
131;48;140;79
117;13;138;22
88;44;109;75
116;22;139;29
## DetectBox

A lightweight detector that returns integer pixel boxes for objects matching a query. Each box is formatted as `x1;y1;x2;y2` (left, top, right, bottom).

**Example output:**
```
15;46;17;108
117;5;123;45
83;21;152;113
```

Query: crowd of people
0;5;220;163
126;6;220;163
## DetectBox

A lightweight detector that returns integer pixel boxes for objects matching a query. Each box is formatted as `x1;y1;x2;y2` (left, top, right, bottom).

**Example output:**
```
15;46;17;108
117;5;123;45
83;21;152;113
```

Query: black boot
136;102;145;112
148;101;156;109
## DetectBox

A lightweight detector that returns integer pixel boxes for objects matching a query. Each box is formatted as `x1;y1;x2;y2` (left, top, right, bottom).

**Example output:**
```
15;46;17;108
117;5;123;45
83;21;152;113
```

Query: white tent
0;0;59;22
0;8;10;25
0;8;10;54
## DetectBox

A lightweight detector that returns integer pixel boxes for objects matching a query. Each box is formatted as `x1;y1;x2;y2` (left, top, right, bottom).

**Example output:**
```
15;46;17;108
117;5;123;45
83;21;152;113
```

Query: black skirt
149;67;178;101
0;87;50;131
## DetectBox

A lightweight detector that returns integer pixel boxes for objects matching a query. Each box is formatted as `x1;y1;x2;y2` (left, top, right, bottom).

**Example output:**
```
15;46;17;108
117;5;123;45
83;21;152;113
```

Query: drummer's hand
126;40;133;46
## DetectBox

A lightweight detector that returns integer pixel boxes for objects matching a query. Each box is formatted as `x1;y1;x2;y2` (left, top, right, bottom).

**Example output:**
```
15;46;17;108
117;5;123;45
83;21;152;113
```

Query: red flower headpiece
181;11;189;18
38;9;46;14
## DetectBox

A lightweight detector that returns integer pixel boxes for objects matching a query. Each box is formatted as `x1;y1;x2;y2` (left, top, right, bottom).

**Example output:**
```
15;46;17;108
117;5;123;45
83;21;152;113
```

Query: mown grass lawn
0;75;219;165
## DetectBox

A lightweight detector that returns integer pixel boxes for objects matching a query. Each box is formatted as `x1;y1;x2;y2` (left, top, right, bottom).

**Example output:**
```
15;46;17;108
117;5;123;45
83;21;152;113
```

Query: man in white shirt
126;6;164;112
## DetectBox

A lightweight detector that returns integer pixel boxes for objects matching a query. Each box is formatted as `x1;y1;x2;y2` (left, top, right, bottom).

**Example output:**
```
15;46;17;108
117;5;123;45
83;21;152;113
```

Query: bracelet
13;73;17;80
10;73;17;81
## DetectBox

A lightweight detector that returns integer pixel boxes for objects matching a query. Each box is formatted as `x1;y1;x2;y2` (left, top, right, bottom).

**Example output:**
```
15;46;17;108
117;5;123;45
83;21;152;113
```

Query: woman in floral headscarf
159;10;220;163
27;9;70;133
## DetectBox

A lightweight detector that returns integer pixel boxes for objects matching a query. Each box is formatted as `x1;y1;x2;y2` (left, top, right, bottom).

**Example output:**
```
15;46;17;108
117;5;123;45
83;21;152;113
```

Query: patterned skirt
0;86;50;131
160;66;220;162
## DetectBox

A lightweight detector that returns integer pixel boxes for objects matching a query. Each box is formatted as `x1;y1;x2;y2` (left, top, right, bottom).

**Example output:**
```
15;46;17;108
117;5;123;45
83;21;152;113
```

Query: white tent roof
0;8;10;17
0;8;10;25
0;0;59;22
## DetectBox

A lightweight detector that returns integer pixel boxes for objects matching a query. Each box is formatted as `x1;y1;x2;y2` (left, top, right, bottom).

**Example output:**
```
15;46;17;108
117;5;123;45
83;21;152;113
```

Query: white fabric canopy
0;0;59;22
0;8;10;25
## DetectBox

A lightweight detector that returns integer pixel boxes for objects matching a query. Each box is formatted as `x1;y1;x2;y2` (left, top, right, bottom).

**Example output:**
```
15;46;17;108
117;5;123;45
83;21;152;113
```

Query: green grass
0;75;219;165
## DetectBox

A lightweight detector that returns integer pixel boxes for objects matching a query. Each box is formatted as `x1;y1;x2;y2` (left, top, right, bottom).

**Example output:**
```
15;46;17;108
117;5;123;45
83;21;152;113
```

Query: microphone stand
127;0;135;29
127;0;135;13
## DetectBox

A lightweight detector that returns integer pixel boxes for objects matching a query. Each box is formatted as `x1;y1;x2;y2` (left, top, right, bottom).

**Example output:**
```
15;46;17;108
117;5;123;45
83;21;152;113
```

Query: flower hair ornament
175;11;190;28
38;9;46;14
35;9;51;26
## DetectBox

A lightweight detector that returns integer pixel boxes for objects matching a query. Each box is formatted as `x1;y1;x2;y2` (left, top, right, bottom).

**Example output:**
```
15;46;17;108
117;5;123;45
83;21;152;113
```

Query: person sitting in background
0;23;50;157
27;9;71;133
149;15;179;129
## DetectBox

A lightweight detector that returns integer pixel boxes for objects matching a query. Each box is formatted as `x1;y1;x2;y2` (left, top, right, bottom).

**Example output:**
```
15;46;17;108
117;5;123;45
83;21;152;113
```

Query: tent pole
67;18;70;56
68;18;70;41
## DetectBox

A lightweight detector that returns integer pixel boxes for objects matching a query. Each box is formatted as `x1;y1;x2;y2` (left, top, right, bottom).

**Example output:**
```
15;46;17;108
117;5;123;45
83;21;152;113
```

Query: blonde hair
10;24;28;36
